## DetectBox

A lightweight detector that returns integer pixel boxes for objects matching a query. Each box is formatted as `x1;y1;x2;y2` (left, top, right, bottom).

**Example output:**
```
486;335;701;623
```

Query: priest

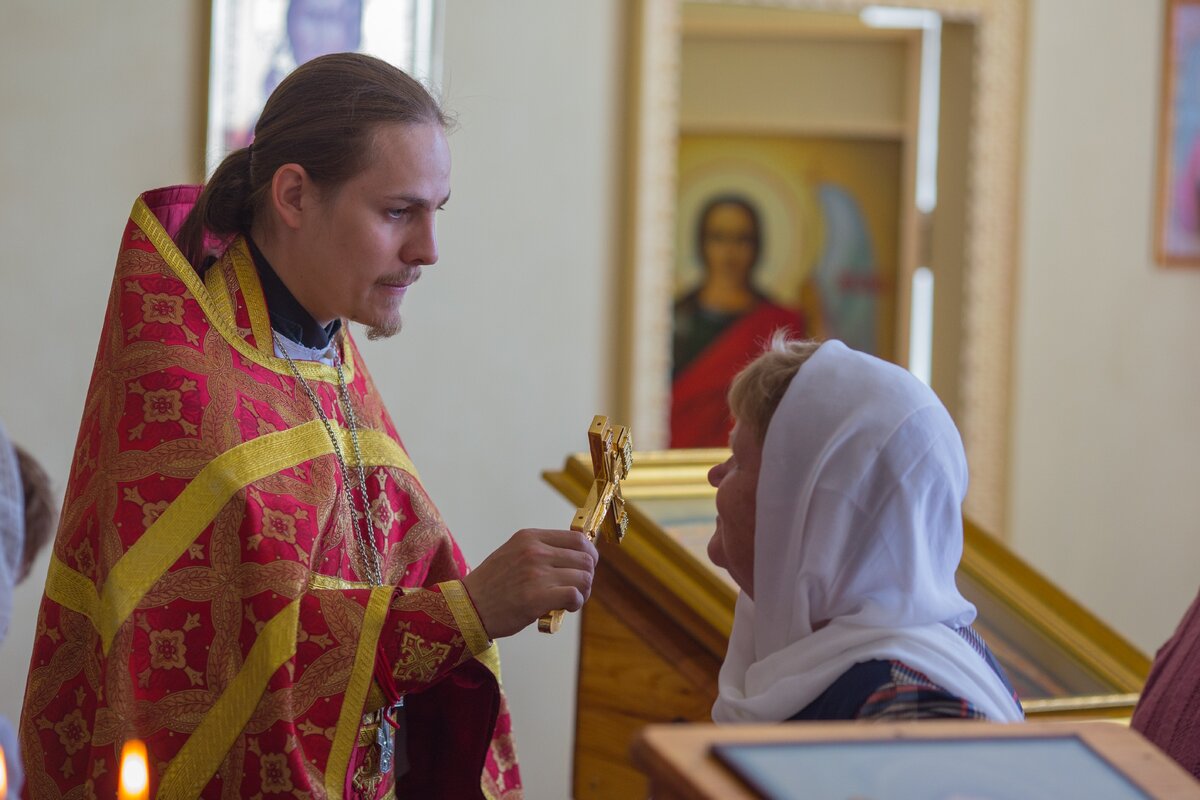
19;53;596;799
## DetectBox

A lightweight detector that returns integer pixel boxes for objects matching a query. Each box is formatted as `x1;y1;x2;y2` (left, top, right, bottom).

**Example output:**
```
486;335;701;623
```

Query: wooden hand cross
538;415;632;634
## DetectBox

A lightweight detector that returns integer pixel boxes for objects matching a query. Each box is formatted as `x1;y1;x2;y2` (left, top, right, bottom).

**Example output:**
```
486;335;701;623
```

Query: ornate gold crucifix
538;415;632;634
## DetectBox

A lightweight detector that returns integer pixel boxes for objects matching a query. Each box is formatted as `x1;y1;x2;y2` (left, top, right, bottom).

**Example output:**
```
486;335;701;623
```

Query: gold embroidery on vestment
325;585;392;800
203;259;237;325
227;238;275;358
41;421;420;653
130;199;359;385
440;580;492;656
393;631;451;683
157;599;300;799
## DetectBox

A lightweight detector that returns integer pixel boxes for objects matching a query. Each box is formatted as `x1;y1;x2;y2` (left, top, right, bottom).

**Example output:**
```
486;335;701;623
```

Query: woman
707;336;1023;722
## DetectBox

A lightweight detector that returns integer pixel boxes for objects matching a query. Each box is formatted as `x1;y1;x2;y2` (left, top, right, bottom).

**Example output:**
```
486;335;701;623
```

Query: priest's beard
366;316;403;340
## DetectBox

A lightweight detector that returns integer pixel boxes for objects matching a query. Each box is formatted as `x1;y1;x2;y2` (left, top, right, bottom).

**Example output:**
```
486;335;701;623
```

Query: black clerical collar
245;236;341;349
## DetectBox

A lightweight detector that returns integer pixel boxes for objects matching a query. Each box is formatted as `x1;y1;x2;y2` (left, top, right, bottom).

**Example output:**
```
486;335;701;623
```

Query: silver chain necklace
274;332;384;586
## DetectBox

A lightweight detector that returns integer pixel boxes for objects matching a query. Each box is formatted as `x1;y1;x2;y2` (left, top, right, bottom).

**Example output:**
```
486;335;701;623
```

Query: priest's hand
462;529;599;639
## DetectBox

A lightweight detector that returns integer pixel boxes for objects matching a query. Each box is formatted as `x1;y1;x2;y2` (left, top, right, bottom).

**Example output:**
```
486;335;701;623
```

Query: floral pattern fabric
19;186;522;799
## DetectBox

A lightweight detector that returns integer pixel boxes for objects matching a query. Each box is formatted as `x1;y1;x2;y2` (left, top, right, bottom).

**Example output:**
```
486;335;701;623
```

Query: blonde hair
728;332;822;443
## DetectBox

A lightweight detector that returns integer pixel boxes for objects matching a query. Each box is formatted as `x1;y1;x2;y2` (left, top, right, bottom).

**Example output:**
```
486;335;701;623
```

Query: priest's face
707;421;762;599
300;121;451;339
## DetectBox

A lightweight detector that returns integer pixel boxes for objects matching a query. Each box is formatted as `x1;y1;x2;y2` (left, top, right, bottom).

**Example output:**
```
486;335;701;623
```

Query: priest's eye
387;208;411;220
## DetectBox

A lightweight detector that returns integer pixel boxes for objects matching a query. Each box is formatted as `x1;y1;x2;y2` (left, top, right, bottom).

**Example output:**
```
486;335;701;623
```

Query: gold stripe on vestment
351;427;420;481
308;573;374;591
97;420;329;652
365;680;388;714
90;422;418;653
202;260;237;326
477;644;502;683
128;198;358;384
439;580;493;657
326;585;394;800
437;580;503;681
157;598;301;799
227;238;275;358
44;553;100;626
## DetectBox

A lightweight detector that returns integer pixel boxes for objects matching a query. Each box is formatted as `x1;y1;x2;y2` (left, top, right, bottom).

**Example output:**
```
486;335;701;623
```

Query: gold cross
539;415;632;634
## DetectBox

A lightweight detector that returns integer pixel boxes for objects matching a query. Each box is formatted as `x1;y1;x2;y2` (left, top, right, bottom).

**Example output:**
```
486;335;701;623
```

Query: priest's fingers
526;528;601;558
542;542;599;572
546;565;597;608
540;580;592;615
462;528;599;639
506;529;599;571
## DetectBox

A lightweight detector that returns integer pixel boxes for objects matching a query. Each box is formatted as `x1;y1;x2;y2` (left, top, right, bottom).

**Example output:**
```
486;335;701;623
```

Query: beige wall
391;4;621;797
1010;0;1200;656
0;2;619;797
3;0;1199;795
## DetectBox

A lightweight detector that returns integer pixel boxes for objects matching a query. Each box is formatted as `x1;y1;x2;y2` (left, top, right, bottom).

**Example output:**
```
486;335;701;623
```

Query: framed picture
615;0;1027;538
1156;0;1200;265
205;0;442;175
670;134;902;448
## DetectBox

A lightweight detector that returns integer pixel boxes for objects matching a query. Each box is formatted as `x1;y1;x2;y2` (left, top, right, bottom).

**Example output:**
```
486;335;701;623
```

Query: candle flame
118;739;149;800
0;742;8;800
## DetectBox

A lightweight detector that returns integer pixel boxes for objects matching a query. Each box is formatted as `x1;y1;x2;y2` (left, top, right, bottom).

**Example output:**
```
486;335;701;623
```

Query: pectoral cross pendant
377;716;394;775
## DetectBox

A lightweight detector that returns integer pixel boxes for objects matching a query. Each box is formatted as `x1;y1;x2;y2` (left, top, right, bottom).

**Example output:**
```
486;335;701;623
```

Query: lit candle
118;739;149;800
0;742;8;800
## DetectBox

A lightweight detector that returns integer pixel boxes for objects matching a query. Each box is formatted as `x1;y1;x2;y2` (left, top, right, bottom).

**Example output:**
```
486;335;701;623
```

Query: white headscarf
0;419;23;643
713;340;1023;723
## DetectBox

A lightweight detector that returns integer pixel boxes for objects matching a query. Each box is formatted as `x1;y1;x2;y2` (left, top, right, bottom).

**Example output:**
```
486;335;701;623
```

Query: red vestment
20;186;520;798
670;302;805;448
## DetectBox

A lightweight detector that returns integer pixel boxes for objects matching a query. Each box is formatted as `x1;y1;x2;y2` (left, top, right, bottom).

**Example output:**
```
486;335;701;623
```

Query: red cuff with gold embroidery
372;581;493;702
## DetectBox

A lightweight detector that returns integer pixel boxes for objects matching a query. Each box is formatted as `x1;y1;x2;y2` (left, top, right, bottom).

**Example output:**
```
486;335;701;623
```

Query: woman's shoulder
788;659;893;721
857;661;988;721
790;659;988;722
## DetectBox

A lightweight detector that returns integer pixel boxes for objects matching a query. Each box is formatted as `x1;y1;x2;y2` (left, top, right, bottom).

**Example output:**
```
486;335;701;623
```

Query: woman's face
700;203;759;286
706;421;763;598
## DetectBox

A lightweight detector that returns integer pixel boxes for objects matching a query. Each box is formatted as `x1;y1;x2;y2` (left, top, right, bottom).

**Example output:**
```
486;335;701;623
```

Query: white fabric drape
713;340;1023;723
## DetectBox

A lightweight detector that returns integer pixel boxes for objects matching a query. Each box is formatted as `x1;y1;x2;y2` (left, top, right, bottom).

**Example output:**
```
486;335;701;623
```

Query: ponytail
176;146;261;269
